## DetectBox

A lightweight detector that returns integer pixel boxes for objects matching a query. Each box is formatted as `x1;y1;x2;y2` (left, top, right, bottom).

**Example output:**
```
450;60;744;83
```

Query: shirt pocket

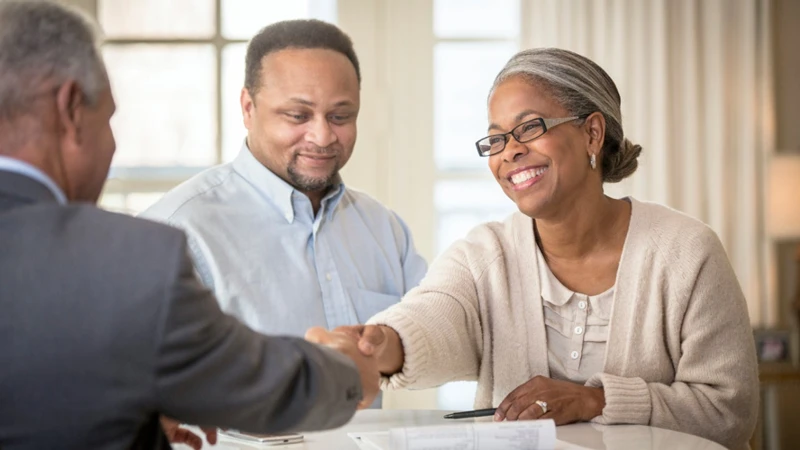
347;287;401;323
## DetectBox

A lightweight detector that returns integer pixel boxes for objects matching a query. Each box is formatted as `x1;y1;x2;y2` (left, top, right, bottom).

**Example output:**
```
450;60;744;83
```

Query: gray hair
0;0;107;120
492;48;641;183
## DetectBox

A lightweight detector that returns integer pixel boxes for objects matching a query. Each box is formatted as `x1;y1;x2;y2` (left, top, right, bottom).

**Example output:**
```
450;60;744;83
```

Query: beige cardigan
368;199;758;450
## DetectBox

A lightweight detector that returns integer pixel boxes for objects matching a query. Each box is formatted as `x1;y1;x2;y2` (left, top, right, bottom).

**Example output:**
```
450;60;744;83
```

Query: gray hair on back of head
0;0;106;120
491;48;641;183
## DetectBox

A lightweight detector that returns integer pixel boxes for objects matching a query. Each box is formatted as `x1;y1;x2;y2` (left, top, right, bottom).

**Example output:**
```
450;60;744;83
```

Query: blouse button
578;301;587;310
570;351;579;359
574;326;583;335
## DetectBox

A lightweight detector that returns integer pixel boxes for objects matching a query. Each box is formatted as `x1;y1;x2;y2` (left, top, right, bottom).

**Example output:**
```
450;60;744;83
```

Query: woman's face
487;76;599;218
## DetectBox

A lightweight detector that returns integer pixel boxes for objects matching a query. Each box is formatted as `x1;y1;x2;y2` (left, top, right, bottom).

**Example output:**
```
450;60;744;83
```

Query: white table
179;410;725;450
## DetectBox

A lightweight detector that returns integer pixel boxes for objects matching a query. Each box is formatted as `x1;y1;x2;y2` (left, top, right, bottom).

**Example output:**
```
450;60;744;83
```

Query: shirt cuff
585;373;651;425
367;311;431;391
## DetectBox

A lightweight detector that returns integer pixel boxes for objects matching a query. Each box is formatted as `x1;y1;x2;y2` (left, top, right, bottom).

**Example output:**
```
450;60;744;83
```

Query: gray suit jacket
0;170;362;449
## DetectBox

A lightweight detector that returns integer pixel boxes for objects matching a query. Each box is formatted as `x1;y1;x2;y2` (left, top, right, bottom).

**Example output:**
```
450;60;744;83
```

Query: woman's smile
507;165;549;191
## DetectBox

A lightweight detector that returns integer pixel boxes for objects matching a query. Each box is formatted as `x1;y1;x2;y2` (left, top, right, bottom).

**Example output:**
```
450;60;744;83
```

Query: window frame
96;0;247;203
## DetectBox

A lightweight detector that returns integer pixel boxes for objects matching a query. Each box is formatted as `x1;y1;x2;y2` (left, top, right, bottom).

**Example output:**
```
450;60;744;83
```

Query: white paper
348;428;591;450
388;419;556;450
349;431;392;450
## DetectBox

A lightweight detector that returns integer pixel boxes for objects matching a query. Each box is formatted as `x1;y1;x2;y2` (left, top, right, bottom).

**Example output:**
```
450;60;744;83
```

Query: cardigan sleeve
367;240;490;390
586;231;759;450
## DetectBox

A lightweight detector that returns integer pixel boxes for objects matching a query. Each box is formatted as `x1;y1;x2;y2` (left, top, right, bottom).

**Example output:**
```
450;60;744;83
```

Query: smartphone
218;429;304;445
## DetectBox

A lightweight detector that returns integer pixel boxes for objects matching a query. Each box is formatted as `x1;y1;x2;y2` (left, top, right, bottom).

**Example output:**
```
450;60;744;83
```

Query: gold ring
535;400;548;414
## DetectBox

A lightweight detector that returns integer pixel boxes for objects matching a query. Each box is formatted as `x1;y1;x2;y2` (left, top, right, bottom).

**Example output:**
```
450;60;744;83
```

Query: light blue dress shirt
0;156;67;204
141;142;428;336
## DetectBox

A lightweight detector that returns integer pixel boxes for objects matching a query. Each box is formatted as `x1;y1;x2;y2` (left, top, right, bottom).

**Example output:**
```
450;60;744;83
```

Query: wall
768;2;800;449
338;0;436;262
772;0;800;329
59;0;94;16
774;0;800;152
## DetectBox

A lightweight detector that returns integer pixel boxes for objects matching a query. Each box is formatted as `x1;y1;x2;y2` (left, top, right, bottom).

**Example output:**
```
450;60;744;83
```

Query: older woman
314;48;758;450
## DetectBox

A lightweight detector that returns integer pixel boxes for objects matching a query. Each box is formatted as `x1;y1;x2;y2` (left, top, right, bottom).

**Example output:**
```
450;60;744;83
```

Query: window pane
434;0;520;39
434;42;517;172
98;193;127;213
435;180;516;254
104;45;217;167
222;43;247;162
125;193;166;215
99;192;166;216
222;0;338;40
99;0;215;38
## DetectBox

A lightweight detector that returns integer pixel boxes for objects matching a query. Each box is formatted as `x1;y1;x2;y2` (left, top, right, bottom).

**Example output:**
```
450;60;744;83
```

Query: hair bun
603;138;641;183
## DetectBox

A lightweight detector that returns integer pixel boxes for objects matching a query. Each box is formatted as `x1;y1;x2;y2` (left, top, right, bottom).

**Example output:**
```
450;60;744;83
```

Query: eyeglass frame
474;114;591;157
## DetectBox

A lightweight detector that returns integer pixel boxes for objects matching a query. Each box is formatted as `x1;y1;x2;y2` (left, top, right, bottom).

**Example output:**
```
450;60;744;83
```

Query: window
97;0;336;214
432;0;521;410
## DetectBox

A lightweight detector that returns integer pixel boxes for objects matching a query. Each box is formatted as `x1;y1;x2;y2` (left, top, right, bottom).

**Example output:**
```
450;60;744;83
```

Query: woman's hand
494;376;605;425
333;324;404;375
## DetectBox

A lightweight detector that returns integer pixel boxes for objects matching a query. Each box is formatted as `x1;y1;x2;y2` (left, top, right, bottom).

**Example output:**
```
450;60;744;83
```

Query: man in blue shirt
141;20;427;338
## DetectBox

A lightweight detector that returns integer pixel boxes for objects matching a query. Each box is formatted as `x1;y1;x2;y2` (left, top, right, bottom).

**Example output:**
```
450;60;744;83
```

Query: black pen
443;408;497;419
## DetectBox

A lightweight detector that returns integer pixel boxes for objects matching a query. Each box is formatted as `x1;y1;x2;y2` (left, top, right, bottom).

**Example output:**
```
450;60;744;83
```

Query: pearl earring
590;154;597;170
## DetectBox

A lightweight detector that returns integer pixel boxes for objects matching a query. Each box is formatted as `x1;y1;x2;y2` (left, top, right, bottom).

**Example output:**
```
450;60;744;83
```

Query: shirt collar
0;155;67;205
535;242;574;306
321;177;346;220
231;140;346;223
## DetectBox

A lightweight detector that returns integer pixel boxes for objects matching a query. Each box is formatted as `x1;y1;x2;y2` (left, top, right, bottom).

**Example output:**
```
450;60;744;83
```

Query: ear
55;80;84;146
583;111;606;158
241;87;255;130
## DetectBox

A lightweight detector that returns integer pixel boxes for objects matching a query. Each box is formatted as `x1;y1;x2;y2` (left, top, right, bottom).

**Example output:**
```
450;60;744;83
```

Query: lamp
767;154;800;343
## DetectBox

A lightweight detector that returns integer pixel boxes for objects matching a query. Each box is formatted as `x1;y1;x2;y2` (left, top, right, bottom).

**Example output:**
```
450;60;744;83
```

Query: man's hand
332;324;404;375
494;376;605;425
160;416;217;450
305;327;380;409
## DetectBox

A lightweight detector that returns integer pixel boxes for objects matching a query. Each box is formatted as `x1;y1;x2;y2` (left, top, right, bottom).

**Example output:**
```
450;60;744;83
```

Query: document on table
350;431;391;450
348;419;588;450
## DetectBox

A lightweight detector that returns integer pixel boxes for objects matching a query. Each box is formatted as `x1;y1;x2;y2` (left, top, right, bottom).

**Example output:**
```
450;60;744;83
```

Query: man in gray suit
0;2;379;449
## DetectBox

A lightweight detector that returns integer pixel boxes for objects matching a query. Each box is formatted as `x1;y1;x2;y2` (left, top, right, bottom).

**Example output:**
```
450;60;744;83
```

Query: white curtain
522;0;775;325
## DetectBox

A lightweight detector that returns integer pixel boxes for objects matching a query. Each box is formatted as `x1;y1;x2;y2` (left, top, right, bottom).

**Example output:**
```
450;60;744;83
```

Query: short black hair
244;19;361;96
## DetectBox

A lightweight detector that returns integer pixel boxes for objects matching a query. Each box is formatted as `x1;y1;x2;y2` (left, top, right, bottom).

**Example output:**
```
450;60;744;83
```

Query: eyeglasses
475;114;590;157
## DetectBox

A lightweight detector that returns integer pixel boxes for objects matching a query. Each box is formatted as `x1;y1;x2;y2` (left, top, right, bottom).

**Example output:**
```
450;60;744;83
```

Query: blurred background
59;1;800;448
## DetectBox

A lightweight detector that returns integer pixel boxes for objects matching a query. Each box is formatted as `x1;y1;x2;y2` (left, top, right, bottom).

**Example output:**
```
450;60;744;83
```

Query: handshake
161;324;406;449
305;324;405;409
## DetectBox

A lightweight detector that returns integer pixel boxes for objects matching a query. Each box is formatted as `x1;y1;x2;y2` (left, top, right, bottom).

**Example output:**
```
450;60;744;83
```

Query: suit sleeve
153;241;362;433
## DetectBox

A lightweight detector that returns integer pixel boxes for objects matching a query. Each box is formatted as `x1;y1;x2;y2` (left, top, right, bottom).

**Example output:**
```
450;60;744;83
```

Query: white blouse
536;244;615;384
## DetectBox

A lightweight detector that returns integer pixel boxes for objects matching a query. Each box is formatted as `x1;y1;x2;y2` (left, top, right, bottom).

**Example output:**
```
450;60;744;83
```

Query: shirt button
574;326;583;335
326;273;332;281
570;351;579;360
578;301;587;310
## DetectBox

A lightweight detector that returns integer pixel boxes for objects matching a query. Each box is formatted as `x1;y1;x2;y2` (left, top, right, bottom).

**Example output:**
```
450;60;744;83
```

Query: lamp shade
768;154;800;239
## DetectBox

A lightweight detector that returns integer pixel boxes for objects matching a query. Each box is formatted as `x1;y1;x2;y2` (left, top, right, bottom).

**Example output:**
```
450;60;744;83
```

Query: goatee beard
287;161;338;193
287;167;337;192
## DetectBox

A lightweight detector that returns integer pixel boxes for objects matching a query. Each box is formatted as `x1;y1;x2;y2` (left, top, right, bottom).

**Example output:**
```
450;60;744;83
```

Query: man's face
241;48;360;194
